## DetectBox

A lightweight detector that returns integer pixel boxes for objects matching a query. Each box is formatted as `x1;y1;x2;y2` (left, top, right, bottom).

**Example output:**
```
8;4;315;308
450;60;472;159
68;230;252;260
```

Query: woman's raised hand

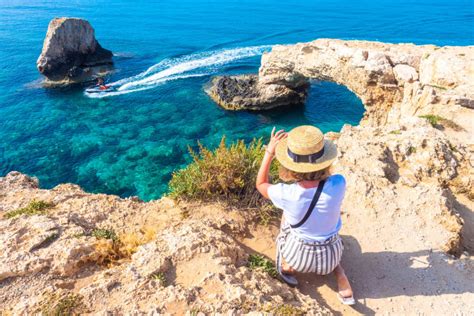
267;127;287;155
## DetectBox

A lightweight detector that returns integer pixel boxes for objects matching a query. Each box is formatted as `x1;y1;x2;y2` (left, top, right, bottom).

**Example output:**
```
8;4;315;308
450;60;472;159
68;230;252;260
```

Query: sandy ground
240;193;474;315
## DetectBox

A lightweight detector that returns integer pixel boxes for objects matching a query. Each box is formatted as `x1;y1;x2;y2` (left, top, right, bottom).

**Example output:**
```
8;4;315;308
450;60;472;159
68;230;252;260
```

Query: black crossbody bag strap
290;179;326;229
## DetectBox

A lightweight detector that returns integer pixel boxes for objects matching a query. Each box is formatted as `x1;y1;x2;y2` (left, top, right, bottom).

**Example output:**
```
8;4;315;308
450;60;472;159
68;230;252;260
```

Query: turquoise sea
0;0;473;200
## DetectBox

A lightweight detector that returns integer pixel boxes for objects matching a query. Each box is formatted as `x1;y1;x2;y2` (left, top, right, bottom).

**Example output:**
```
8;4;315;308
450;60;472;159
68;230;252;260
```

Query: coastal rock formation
37;18;113;84
334;118;465;255
208;39;474;130
1;113;472;313
207;75;308;110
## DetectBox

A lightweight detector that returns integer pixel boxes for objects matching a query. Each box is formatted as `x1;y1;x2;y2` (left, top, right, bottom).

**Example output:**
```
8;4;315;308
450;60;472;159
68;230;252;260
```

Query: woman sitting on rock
256;125;355;305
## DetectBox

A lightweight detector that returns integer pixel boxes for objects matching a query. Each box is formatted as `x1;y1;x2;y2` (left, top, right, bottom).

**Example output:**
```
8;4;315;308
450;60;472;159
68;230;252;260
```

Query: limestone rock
419;48;473;89
36;18;113;84
393;64;418;83
0;171;38;191
0;215;59;280
207;39;474;136
333;120;464;255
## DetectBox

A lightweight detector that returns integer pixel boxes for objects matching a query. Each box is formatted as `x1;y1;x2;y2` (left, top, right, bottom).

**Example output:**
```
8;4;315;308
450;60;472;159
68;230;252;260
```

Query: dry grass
92;226;157;266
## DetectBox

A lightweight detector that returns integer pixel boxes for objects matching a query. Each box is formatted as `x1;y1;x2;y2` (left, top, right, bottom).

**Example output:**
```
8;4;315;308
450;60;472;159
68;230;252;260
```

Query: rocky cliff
37;18;113;85
0;172;330;314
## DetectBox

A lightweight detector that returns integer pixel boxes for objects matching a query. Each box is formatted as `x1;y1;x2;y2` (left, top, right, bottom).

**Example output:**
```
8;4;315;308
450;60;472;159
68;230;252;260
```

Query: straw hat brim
275;138;338;173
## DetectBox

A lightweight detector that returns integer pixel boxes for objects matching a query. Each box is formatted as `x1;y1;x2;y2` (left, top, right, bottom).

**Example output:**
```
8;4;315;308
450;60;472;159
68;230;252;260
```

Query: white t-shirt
268;174;346;242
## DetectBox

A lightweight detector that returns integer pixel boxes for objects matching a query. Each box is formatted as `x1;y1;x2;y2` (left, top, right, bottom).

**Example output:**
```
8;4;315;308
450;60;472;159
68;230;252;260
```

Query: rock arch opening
303;80;365;130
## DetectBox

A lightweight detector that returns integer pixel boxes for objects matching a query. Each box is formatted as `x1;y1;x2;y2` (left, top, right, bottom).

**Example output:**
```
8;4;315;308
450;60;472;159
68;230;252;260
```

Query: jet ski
85;85;117;93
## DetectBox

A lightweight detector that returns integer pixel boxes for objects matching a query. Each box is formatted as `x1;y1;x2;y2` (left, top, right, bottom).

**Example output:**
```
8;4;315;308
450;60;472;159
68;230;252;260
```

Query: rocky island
1;39;473;314
36;18;113;85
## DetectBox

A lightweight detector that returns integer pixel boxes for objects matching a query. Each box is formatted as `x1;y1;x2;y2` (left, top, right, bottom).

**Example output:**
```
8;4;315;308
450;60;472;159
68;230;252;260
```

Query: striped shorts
276;223;343;275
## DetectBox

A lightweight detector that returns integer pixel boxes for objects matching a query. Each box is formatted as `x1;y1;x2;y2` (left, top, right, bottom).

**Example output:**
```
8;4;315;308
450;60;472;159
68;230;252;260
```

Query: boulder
393;64;418;84
36;18;113;84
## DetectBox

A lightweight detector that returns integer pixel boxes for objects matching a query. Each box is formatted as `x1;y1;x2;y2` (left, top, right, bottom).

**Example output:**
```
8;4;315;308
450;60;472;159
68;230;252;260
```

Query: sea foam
85;45;272;98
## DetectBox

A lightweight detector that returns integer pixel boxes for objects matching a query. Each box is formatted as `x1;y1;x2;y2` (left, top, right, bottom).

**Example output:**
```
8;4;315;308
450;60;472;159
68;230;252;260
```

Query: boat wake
85;45;272;98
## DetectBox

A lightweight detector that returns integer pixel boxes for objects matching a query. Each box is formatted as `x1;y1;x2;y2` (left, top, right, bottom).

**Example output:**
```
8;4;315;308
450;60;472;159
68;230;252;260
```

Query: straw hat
275;125;337;173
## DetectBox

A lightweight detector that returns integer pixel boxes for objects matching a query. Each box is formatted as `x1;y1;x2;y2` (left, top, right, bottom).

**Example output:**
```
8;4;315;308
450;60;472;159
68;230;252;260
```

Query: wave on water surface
85;45;272;98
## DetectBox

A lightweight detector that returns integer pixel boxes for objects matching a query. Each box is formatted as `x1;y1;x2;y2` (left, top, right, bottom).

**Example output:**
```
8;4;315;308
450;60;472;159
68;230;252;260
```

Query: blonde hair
278;165;331;183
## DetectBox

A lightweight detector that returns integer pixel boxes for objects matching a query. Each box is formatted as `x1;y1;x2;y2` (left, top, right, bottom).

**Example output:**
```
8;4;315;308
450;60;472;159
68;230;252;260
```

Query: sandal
277;265;298;286
337;292;356;305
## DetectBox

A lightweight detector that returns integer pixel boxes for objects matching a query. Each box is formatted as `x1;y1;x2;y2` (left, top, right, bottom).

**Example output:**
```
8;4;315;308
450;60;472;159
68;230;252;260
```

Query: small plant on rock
150;272;167;286
420;114;443;127
39;292;85;315
91;228;118;242
5;199;54;219
247;254;278;278
264;304;305;316
30;232;60;252
420;114;464;131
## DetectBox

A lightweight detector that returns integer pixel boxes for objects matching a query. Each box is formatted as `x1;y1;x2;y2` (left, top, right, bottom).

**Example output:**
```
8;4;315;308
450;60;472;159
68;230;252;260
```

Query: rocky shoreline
1;38;473;314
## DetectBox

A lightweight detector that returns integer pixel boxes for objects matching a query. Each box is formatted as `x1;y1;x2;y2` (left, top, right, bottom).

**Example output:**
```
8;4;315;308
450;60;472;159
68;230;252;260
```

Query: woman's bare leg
334;264;353;298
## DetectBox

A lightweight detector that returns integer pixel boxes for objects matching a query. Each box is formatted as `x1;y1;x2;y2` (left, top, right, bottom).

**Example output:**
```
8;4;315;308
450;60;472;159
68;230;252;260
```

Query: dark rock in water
36;18;113;85
206;74;308;111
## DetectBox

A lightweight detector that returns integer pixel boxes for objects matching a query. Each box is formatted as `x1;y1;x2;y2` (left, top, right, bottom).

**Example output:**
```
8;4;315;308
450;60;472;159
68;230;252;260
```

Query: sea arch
208;39;472;130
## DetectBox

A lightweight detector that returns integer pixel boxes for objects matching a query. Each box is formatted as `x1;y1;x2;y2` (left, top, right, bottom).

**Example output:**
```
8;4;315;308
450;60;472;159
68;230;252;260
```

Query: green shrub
420;114;442;127
247;254;278;278
5;200;54;219
91;228;118;242
168;137;280;220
